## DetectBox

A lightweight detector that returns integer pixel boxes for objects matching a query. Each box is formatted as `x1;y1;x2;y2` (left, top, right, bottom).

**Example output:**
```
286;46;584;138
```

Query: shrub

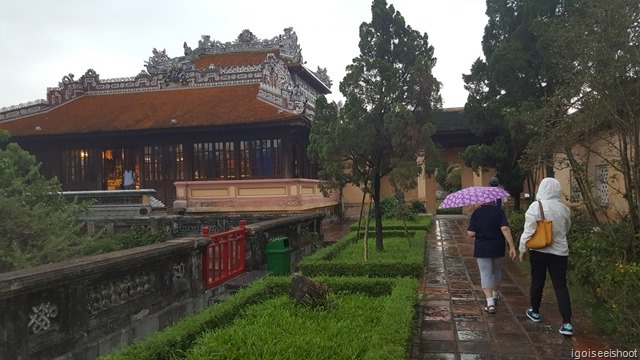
370;196;418;220
508;209;526;238
410;199;427;214
0;135;96;271
372;196;399;219
566;216;640;346
113;227;167;249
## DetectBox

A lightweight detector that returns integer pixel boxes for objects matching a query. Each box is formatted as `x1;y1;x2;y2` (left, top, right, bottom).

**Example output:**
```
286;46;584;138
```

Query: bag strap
538;200;545;220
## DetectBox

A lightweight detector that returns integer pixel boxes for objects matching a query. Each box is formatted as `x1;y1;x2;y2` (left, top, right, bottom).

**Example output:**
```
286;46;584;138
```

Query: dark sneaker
559;323;574;336
526;308;541;322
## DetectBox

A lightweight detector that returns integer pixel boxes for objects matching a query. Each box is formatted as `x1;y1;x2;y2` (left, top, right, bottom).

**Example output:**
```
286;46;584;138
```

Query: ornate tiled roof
0;28;332;135
0;84;302;137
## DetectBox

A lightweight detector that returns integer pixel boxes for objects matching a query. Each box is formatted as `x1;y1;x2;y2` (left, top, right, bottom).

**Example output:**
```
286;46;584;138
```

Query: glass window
215;142;236;179
61;149;97;183
595;165;609;205
169;144;185;180
250;139;281;178
193;143;214;180
144;146;163;181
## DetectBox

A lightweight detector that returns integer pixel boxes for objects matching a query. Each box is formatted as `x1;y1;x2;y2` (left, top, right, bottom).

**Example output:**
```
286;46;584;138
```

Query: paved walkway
412;215;614;360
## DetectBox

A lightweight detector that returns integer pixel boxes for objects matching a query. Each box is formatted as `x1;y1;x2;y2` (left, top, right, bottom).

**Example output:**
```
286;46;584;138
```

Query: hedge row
299;230;426;278
100;276;417;360
185;277;418;360
349;216;431;231
100;278;288;360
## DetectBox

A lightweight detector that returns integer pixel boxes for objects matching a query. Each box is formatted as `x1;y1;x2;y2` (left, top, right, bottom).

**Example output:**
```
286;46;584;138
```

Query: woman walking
519;177;573;336
468;201;517;314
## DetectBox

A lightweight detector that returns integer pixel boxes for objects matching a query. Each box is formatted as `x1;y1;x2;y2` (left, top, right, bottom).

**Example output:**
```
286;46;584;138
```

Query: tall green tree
309;0;441;250
0;131;92;271
462;0;568;209
528;0;640;241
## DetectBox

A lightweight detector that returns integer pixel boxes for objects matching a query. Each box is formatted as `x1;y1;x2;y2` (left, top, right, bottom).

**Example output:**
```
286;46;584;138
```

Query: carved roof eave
287;64;331;95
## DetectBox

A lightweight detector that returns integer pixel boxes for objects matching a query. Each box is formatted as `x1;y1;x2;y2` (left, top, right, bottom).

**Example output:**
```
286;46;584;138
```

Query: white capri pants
476;257;504;289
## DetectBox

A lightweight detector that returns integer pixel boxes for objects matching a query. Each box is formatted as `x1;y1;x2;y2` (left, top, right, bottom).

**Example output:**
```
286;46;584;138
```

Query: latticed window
250;139;281;178
193;143;215;179
239;141;251;178
61;149;97;183
215;142;235;179
595;165;609;205
169;144;185;180
144;146;163;181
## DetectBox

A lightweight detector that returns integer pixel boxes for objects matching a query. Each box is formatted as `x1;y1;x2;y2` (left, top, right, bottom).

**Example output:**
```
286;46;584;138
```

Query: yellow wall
340;147;496;217
554;134;628;220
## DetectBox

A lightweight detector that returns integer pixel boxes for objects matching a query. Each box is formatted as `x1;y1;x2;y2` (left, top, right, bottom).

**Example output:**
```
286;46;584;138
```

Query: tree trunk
373;173;384;251
364;196;372;260
564;148;600;222
356;190;366;243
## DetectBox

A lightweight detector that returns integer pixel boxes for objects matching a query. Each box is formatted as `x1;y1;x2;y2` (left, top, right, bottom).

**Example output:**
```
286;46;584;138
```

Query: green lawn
334;233;423;261
186;294;389;359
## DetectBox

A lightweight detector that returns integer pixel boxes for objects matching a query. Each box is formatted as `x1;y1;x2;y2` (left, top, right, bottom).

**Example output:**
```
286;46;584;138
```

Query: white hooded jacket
519;178;572;256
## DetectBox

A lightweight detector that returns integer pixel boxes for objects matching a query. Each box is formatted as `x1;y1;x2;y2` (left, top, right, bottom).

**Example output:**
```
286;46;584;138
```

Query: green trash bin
265;237;292;275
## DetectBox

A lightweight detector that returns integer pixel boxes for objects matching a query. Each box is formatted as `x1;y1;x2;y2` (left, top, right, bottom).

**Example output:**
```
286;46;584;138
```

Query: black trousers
529;250;572;323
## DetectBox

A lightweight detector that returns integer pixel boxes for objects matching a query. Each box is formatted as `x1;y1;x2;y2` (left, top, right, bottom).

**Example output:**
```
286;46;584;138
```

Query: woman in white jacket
518;177;573;336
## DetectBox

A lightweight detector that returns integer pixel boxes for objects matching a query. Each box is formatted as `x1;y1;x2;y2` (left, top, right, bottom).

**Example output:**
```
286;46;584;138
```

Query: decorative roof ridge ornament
0;99;48;113
185;27;303;63
313;66;332;89
144;48;196;85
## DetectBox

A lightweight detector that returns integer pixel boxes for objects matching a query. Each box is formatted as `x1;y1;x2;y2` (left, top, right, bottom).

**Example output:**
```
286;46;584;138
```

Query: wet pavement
321;216;354;243
411;215;615;360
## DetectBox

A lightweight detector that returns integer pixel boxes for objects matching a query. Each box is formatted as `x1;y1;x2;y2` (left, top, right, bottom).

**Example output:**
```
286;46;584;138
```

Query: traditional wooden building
0;28;339;213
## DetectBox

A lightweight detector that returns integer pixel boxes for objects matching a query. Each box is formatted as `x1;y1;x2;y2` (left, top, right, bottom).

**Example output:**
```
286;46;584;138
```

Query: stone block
133;314;159;340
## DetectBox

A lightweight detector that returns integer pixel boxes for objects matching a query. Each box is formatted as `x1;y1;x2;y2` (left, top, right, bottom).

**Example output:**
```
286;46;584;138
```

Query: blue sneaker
526;308;541;322
559;323;574;336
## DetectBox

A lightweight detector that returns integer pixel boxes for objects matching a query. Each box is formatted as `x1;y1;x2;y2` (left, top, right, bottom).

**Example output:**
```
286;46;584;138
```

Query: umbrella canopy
438;186;510;209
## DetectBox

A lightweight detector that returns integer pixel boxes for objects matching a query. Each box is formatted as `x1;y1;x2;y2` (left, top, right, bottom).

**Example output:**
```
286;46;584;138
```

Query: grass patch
100;276;417;360
435;199;462;215
187;294;387;359
333;233;423;262
349;216;431;231
299;231;426;278
99;277;288;360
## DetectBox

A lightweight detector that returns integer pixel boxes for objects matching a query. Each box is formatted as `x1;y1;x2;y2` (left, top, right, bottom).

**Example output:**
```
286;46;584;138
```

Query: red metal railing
202;220;246;289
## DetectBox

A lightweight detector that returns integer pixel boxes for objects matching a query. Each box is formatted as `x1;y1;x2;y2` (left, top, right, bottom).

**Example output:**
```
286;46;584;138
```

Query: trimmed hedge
299;230;426;278
349;216;431;231
99;278;288;360
100;276;418;360
186;277;418;360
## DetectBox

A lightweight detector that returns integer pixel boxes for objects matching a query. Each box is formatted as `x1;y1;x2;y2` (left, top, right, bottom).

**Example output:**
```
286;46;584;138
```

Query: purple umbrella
438;186;510;209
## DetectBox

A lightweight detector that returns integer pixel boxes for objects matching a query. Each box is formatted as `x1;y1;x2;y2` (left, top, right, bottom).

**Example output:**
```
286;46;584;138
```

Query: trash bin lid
266;237;290;251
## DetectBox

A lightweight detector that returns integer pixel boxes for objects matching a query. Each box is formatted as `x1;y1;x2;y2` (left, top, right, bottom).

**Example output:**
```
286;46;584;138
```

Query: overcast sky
0;0;487;109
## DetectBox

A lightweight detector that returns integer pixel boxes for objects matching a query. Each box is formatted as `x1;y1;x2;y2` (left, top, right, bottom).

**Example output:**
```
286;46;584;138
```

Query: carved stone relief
87;272;156;314
28;302;59;334
173;262;186;281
